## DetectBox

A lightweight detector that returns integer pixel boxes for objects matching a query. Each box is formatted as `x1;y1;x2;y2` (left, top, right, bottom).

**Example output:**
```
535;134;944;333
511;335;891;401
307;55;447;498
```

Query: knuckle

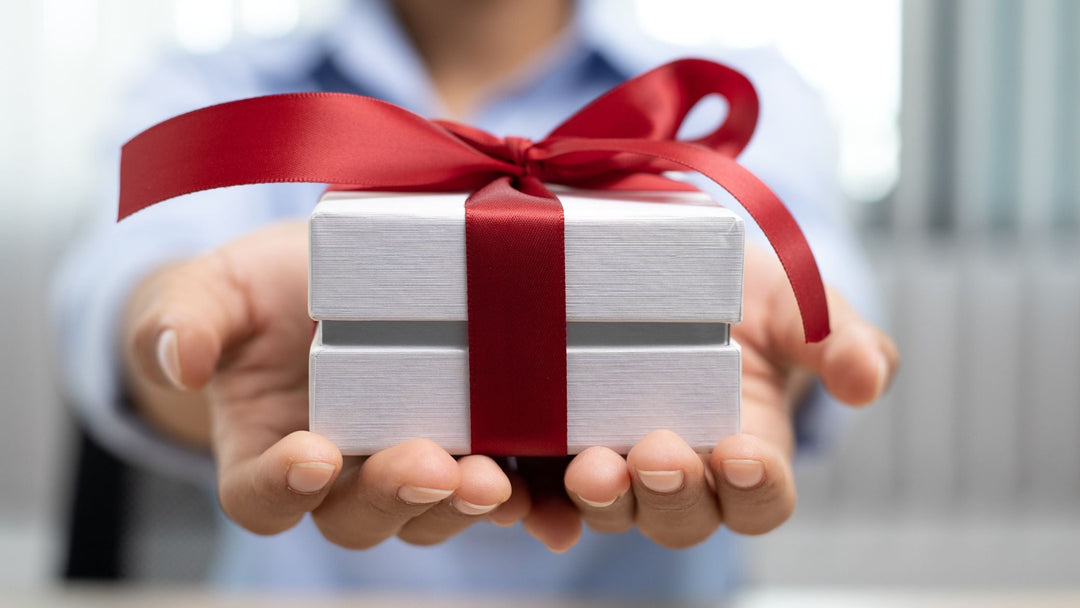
639;487;710;517
361;493;419;523
644;498;699;516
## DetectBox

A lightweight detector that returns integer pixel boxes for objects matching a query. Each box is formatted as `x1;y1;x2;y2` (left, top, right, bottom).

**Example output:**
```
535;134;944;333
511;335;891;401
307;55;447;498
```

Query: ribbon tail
119;93;517;220
539;138;830;343
698;154;830;343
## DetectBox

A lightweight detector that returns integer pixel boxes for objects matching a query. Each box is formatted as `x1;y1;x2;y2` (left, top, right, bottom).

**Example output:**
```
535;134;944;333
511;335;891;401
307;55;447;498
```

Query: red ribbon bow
119;58;829;456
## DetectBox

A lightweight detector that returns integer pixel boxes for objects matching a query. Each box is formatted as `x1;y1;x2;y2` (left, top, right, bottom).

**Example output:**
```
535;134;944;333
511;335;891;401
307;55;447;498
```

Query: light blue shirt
52;0;877;599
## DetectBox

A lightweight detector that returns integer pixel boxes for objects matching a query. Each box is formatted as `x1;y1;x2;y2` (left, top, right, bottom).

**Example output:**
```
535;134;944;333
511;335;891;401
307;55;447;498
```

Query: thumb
127;251;252;391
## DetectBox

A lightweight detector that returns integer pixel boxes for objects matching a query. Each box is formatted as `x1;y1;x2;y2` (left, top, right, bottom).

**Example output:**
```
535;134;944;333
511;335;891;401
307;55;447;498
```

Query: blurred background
1;0;1078;597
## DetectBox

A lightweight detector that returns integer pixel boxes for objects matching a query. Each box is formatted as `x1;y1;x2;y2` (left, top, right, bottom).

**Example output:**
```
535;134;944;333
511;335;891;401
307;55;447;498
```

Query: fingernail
398;485;454;505
286;462;335;494
576;493;619;509
723;459;765;489
636;470;684;494
156;329;185;390
875;354;890;399
452;496;499;515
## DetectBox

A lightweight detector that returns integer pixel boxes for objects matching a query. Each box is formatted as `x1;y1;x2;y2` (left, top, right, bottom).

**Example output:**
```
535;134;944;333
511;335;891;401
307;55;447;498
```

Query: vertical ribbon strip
465;177;567;455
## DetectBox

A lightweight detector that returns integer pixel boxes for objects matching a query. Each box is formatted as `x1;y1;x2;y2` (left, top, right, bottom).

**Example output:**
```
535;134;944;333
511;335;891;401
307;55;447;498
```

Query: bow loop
548;58;758;158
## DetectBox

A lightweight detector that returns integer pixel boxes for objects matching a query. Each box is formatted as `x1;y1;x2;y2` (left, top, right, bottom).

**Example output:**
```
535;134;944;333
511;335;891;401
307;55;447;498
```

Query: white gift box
308;189;745;455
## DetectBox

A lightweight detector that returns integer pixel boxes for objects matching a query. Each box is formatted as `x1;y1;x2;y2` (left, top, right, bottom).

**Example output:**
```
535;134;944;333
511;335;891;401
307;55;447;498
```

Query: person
53;0;898;599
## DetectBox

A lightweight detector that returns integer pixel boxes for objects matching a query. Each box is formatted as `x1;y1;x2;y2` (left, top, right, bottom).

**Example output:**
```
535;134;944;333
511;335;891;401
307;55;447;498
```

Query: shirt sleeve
50;52;323;483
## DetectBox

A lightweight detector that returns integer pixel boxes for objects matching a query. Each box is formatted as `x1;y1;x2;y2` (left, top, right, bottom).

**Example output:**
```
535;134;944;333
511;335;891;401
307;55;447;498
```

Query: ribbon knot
118;58;831;456
503;136;535;174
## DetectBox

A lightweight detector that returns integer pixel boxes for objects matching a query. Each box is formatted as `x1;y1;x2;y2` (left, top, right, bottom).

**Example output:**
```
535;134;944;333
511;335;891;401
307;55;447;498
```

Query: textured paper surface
310;323;741;455
309;189;745;323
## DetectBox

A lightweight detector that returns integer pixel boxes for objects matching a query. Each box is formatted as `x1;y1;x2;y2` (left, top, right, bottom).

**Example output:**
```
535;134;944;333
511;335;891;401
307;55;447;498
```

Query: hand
122;221;532;548
546;243;900;549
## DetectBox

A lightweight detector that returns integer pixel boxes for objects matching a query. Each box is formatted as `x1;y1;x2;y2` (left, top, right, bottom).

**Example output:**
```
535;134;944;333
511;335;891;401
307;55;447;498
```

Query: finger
769;284;899;406
127;222;308;393
710;433;796;536
564;447;634;534
523;497;581;554
397;455;512;546
490;470;531;527
310;439;460;550
215;430;342;535
128;251;253;391
627;430;719;549
517;457;582;553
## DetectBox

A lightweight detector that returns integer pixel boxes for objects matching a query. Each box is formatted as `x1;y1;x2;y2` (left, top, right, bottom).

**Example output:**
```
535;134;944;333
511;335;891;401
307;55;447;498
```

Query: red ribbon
119;58;830;456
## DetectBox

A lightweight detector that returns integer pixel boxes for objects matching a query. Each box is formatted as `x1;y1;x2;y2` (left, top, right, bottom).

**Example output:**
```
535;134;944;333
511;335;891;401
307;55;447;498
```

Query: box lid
309;189;744;323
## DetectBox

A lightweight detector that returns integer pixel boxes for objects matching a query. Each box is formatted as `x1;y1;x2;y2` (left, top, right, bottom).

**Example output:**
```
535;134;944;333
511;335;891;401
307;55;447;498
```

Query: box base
309;322;740;455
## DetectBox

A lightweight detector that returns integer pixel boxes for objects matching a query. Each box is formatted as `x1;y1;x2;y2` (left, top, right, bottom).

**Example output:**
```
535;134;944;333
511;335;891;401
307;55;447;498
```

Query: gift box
308;188;744;455
117;59;831;457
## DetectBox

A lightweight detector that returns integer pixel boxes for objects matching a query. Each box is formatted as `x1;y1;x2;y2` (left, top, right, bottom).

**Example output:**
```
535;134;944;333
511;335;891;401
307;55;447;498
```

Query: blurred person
52;0;897;600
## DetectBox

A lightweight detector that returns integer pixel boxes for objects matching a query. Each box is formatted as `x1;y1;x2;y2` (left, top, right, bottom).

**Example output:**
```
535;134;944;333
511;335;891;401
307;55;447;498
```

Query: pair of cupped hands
123;221;898;552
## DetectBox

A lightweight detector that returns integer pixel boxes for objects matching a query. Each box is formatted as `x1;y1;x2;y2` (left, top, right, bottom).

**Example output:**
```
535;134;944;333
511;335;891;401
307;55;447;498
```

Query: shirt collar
323;0;438;113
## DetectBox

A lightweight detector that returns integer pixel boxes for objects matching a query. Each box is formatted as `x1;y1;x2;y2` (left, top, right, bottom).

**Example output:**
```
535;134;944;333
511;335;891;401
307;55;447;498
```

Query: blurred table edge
5;586;1080;608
